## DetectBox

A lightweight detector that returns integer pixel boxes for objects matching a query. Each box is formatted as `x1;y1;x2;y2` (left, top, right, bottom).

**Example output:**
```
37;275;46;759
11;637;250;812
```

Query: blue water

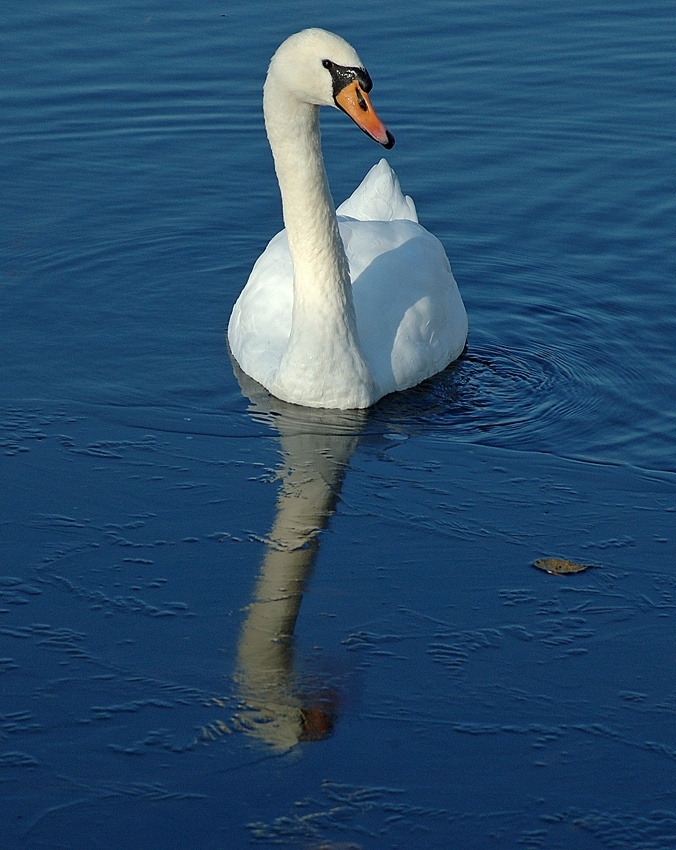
1;1;675;847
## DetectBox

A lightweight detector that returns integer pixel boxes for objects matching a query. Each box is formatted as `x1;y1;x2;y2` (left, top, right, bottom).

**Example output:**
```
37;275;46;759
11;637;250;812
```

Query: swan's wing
336;159;418;223
340;218;467;396
228;229;294;390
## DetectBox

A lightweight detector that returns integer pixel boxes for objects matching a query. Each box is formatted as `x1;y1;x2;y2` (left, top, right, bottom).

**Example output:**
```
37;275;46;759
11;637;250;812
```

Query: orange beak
335;81;395;149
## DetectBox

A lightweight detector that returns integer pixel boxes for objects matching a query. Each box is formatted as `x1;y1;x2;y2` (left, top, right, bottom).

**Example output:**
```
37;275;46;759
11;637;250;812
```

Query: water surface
1;1;675;847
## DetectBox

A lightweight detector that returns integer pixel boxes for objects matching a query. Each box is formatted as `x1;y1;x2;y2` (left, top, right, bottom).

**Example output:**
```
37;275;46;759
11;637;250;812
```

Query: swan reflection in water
233;366;367;750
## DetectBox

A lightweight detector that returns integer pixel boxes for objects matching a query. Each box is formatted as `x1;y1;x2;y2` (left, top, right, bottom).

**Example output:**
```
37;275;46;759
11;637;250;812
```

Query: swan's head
267;28;394;149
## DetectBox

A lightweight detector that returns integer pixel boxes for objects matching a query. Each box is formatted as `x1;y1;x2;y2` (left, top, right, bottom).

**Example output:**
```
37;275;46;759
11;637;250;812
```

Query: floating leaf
532;557;592;575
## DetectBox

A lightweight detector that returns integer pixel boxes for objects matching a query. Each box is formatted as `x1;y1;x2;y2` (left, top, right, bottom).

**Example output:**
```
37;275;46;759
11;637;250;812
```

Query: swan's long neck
263;75;375;409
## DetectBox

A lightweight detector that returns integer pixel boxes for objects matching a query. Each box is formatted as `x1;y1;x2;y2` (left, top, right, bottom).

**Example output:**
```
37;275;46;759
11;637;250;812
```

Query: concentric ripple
372;338;610;459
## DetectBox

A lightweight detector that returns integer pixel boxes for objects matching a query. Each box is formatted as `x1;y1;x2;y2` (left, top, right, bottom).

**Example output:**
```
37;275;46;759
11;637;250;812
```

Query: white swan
228;28;467;409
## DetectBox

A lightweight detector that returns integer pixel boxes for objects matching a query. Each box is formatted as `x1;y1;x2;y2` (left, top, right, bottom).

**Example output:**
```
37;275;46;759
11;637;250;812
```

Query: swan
228;28;467;409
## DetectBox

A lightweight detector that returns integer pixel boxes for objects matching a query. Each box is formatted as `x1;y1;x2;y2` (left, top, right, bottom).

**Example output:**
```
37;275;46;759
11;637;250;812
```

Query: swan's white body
228;29;467;409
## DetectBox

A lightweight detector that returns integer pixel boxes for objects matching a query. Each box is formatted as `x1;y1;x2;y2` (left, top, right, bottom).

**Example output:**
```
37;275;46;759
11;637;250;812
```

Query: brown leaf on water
532;557;593;575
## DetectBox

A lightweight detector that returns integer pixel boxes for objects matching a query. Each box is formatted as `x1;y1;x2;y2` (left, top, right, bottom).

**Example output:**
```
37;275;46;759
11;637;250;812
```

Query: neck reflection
234;371;366;750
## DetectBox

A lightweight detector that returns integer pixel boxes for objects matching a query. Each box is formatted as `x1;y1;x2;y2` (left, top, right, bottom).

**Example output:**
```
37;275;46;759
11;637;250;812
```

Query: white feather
228;30;467;409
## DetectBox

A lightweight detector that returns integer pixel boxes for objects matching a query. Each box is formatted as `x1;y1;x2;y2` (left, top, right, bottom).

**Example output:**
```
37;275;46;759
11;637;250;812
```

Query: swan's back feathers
336;159;417;223
229;208;467;403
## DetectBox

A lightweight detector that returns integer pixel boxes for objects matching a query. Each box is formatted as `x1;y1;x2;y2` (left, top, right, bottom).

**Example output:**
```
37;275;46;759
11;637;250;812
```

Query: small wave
372;338;609;457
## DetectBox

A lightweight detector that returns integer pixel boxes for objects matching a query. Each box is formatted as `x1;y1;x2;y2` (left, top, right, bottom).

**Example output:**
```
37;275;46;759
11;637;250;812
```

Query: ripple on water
87;333;644;471
373;338;611;459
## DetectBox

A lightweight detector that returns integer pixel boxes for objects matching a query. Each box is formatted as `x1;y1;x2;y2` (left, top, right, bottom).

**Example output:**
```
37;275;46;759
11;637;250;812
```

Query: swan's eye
322;59;333;70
